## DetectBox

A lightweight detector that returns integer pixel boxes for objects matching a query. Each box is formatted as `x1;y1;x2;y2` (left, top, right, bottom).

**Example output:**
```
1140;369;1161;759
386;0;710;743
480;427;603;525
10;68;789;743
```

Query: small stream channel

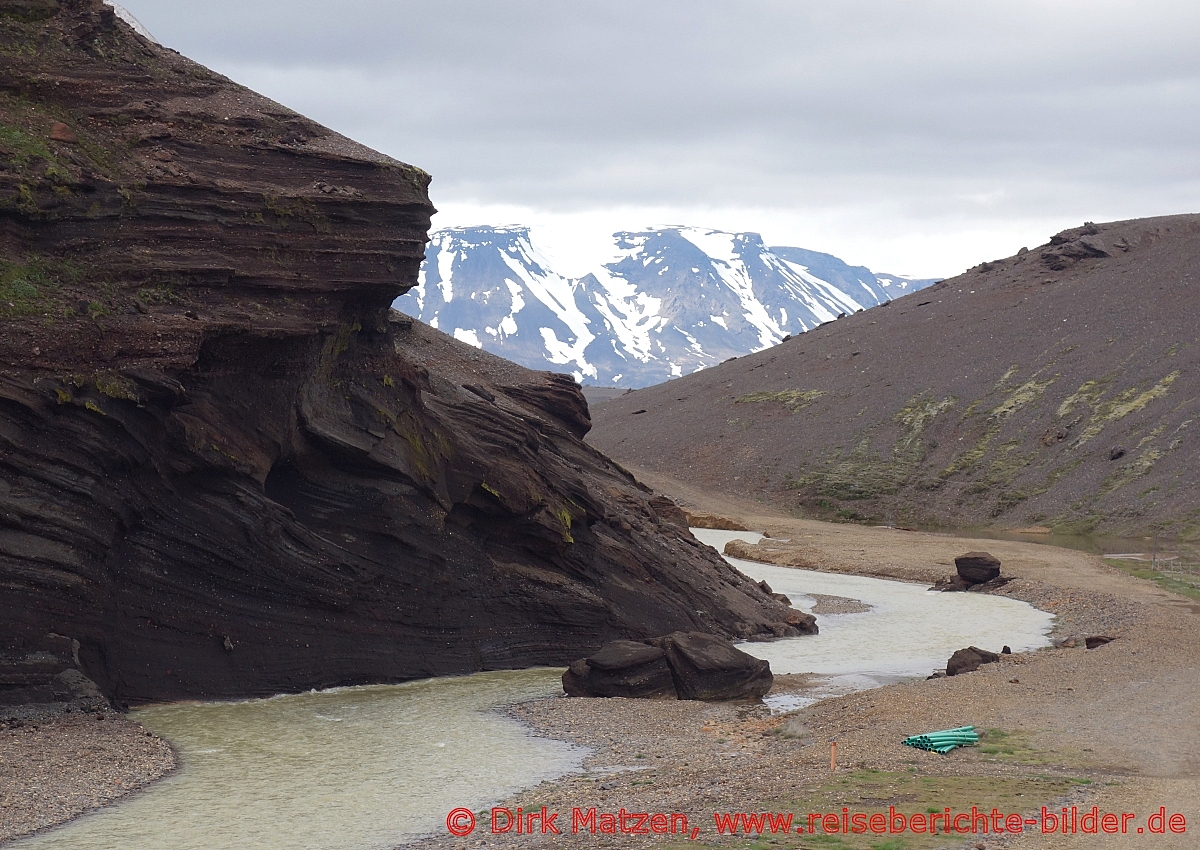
15;529;1054;849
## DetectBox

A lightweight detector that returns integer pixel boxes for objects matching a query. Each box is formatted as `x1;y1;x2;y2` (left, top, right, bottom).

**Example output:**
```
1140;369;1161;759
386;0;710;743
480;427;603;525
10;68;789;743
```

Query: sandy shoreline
3;485;1197;848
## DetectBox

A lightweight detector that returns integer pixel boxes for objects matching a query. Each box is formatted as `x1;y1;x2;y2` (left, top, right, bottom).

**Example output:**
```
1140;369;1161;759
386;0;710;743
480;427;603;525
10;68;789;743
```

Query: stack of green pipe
901;726;979;754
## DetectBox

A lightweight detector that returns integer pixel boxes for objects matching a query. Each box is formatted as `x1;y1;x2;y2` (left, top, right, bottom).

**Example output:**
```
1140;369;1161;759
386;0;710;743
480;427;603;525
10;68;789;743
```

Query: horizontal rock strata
0;1;800;704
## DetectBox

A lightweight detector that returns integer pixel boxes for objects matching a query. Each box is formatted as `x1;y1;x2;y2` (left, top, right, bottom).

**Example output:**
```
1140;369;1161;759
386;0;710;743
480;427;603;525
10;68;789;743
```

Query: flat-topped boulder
955;552;1002;585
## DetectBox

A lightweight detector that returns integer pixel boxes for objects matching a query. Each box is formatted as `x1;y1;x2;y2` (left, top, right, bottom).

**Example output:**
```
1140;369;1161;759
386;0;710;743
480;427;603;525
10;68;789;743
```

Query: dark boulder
1085;635;1115;649
657;631;773;700
945;646;1001;676
564;632;774;701
561;641;676;699
784;609;817;633
955;552;1002;585
1;633;108;713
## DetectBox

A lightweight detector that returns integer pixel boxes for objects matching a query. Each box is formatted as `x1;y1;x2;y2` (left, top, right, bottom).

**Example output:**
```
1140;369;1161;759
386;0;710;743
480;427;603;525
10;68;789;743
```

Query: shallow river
17;529;1053;849
691;529;1054;710
12;671;580;850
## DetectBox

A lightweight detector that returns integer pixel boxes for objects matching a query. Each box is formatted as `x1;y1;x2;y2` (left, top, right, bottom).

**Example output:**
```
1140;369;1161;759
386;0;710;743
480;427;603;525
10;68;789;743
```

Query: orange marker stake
830;740;837;771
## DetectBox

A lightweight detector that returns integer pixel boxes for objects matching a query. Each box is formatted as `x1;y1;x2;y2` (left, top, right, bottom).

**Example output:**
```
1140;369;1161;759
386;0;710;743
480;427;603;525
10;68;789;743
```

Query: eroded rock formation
0;1;801;704
562;632;773;701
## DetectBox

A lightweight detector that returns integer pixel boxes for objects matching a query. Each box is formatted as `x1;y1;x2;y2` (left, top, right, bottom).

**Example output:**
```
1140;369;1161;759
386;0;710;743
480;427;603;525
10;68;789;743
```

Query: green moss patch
1104;558;1200;601
1069;372;1180;448
736;389;827;413
787;394;955;504
0;255;81;319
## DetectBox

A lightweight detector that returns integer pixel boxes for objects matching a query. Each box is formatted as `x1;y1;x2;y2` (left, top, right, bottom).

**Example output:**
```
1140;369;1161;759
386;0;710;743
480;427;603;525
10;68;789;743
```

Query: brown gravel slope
0;711;175;843
587;215;1200;539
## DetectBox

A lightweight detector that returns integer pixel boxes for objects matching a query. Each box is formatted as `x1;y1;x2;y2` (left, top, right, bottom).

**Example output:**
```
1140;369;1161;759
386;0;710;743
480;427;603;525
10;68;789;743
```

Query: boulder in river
955;552;1002;585
945;646;1001;676
561;640;676;698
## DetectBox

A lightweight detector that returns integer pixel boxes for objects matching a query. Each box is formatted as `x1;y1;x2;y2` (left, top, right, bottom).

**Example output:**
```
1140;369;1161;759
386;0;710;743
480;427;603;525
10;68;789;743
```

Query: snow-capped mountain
395;225;937;388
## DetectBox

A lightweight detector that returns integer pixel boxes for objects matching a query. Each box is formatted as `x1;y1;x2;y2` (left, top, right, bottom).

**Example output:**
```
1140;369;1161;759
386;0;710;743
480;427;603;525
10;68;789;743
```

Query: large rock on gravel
945;646;1001;676
955;552;1002;585
561;641;676;698
564;632;774;700
656;631;773;700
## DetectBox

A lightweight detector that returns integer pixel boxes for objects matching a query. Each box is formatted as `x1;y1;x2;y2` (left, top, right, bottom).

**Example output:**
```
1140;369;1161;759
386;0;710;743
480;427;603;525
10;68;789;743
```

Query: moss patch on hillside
1069;372;1180;448
786;394;955;503
0;255;82;320
736;389;827;413
942;376;1055;478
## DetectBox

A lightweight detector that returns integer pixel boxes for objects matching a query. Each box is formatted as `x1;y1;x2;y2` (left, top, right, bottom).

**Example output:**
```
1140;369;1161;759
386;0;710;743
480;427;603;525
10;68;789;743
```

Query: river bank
4;483;1197;848
423;474;1200;849
0;710;175;844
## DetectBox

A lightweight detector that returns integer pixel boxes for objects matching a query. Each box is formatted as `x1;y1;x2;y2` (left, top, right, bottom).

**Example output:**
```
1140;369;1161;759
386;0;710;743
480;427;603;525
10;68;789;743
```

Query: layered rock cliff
0;0;806;705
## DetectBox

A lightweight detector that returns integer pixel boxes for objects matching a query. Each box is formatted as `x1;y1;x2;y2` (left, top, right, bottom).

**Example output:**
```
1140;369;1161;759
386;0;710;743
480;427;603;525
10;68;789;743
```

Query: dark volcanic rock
1;633;107;712
0;5;801;704
563;633;776;700
647;495;689;528
653;631;773;700
945;646;1001;677
955;552;1002;585
561;640;675;698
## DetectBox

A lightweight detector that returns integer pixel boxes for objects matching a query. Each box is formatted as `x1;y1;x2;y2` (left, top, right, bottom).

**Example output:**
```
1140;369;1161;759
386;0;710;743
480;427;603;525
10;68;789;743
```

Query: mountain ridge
395;224;937;387
588;214;1200;538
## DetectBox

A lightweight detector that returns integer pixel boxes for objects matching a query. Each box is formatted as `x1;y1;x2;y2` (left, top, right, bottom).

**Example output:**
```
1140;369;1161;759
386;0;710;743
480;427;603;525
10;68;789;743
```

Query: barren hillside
589;215;1200;538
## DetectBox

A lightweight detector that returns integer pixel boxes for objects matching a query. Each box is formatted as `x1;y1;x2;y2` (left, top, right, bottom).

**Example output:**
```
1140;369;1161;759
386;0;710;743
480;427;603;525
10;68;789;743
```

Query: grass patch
0;255;81;320
974;728;1047;761
1104;559;1200;601
658;770;1089;849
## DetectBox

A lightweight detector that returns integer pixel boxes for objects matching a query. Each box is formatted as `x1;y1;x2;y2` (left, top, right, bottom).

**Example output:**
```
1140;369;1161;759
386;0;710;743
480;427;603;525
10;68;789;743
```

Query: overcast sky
122;1;1200;277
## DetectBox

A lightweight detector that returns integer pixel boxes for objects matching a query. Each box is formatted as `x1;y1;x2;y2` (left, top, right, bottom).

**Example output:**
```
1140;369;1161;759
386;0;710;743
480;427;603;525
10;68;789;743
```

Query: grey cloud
124;1;1200;242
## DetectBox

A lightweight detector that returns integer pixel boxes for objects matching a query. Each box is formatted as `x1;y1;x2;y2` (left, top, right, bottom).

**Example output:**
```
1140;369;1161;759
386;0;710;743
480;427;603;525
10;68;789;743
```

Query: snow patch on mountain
396;225;938;388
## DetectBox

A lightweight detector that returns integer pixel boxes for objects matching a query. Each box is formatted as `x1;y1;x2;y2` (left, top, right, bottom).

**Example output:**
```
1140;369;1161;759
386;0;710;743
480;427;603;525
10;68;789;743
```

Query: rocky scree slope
0;0;803;705
588;216;1200;538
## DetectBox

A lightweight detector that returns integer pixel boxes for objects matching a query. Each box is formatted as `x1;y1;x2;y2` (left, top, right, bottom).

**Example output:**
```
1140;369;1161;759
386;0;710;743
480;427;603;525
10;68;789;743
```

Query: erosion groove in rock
0;1;799;704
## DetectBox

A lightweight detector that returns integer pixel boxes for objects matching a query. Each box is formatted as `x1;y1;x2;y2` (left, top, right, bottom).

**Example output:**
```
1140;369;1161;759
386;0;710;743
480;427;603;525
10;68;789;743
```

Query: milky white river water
16;529;1053;849
691;529;1055;710
12;671;580;850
